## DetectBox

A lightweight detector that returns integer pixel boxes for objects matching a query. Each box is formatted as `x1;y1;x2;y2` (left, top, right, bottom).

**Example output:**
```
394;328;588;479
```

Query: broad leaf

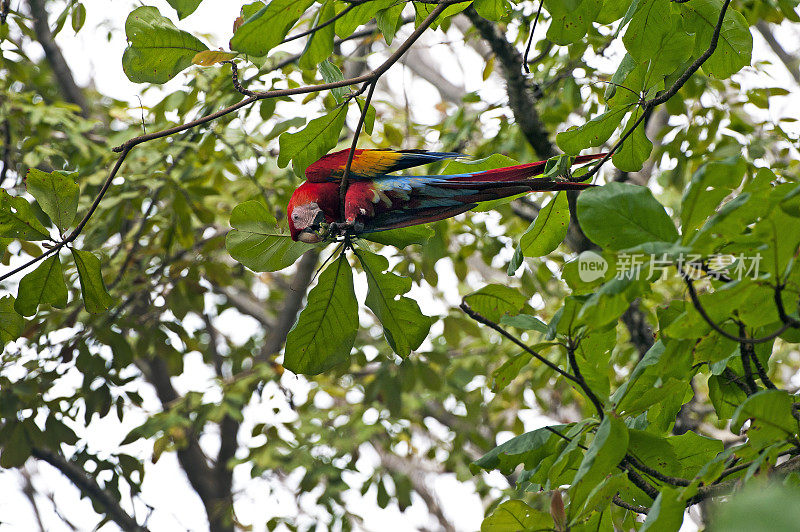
335;0;393;38
71;249;115;314
0;296;24;345
732;389;799;448
122;6;208;84
226;201;314;272
577;182;679;250
640;487;688;532
376;4;405;45
471;424;569;475
612;108;653;172
25;169;79;233
230;0;315;57
318;60;348;104
192;50;237;66
556;107;626;155
680;0;752;78
569;415;629;512
284;253;358;374
544;0;603;45
299;1;335;70
515;192;570;261
166;0;202;19
473;0;511;21
0;190;50;240
362;225;433;248
622;0;672;63
357;249;434;357
480;500;553;532
14;254;68;316
463;284;527;322
278;105;348;177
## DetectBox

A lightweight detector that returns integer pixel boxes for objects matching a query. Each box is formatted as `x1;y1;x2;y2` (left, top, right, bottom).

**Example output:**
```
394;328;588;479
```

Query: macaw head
287;181;338;243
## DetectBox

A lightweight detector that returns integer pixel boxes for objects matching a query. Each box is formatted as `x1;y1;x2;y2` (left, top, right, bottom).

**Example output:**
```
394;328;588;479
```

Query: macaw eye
291;212;300;222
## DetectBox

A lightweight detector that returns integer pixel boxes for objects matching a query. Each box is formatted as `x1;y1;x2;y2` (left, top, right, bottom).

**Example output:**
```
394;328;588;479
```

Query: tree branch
582;0;734;181
755;21;800;85
31;447;148;532
463;6;557;158
27;0;89;116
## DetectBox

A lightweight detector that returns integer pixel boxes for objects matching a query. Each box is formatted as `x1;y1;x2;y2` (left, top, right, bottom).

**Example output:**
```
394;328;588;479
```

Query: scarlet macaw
287;148;604;243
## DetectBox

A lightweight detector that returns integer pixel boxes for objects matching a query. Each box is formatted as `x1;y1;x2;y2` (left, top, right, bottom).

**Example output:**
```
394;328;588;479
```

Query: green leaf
122;6;209;84
318;60;348;104
680;156;746;234
192;50;238;66
25;169;79;233
622;0;672;63
480;500;553;532
166;0;203;19
463;284;527;322
335;0;393;38
577;182;679;250
226;200;315;272
357;249;434;357
640;486;687;532
71;249;115;314
0;423;31;468
299;1;335;70
471;424;569;474
556;107;626;155
14;254;68;316
491;353;533;392
284;253;358;374
473;0;511;21
375;3;405;45
0;296;24;345
0;190;50;240
680;0;752;78
362;225;433;248
708;483;800;531
569;415;629;512
230;0;315;57
278;105;348;177
500;314;548;333
612;109;653;172
516;192;570;260
544;0;603;45
71;3;86;32
731;389;799;449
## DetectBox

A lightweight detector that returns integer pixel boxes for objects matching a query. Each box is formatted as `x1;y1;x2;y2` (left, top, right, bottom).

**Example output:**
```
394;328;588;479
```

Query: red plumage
287;150;605;242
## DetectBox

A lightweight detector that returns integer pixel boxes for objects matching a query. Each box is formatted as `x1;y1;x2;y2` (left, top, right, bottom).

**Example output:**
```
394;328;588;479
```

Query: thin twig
339;80;377;218
280;2;356;44
565;340;605;419
460;301;579;383
682;273;791;344
581;0;734;180
0;2;459;283
522;1;545;74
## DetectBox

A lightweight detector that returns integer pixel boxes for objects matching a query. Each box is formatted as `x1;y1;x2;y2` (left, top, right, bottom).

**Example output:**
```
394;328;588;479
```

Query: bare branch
27;0;89;116
756;21;800;85
463;6;557;158
31;447;148;532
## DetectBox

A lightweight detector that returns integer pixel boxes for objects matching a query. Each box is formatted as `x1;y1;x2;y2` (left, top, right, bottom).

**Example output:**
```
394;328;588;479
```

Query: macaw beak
297;230;322;243
297;210;329;243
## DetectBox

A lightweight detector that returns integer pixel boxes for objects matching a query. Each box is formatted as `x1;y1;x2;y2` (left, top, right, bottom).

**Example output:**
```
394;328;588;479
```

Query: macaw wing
355;174;590;234
306;148;464;182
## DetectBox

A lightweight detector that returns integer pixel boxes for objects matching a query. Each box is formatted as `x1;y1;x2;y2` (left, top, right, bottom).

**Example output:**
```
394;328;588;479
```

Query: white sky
2;1;799;531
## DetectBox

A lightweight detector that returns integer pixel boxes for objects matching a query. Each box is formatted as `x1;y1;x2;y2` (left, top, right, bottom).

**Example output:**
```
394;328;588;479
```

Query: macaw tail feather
453;153;606;183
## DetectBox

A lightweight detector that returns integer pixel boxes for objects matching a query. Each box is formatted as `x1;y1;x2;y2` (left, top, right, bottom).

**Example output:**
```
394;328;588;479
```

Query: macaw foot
329;220;364;238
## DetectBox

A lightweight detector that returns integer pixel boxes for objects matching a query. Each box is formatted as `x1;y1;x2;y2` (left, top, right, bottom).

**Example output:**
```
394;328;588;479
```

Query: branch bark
26;0;89;116
755;21;800;84
463;6;557;159
31;447;148;532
